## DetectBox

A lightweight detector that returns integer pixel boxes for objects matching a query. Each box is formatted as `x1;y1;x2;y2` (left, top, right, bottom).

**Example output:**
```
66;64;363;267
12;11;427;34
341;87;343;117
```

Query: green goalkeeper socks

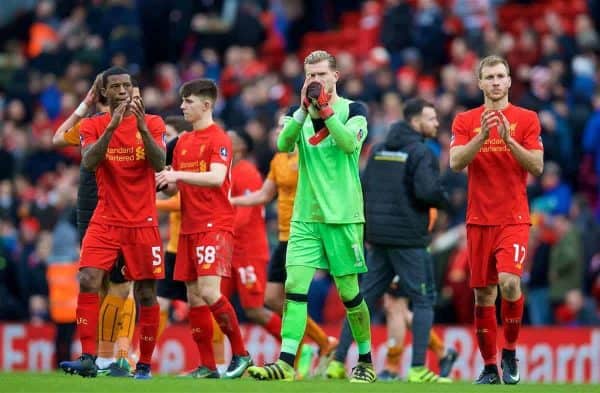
346;298;372;356
280;298;307;357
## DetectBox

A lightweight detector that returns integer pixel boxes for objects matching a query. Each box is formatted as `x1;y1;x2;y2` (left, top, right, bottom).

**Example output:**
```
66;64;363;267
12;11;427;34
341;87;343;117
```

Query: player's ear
333;70;340;83
507;75;512;89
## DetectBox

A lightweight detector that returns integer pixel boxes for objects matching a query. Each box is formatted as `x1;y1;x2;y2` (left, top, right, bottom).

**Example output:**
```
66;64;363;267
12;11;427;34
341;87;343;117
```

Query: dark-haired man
60;67;166;380
327;98;451;383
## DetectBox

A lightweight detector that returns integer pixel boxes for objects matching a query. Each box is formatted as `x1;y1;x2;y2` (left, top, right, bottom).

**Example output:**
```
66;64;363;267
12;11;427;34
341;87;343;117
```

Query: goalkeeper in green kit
247;50;375;383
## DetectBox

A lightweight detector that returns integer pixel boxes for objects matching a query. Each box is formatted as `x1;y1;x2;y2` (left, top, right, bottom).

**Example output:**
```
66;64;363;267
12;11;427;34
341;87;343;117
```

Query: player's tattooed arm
81;102;127;170
131;97;166;171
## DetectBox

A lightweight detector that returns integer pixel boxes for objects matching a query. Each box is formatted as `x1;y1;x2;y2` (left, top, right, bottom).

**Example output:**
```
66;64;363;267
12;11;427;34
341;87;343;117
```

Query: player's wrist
319;105;334;120
74;102;89;117
292;107;308;124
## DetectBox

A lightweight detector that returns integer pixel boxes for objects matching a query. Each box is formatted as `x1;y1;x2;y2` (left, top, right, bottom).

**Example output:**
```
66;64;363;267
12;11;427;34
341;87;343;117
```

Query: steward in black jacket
331;99;454;380
363;119;448;247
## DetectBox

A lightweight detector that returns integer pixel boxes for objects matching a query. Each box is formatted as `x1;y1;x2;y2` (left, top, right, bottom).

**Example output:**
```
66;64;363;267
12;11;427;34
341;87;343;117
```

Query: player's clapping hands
108;101;128;130
480;110;498;141
496;111;512;143
130;96;148;132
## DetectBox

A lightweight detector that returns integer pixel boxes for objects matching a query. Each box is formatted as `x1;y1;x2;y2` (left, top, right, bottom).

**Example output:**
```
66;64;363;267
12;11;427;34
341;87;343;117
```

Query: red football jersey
451;104;543;225
231;160;269;261
80;113;166;227
172;123;234;234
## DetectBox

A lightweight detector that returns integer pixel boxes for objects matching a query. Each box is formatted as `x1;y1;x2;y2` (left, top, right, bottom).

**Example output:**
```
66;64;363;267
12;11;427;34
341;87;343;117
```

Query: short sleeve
63;122;81;146
522;112;544;151
148;116;167;150
211;133;232;167
79;117;98;148
450;113;470;148
166;136;178;166
266;156;277;182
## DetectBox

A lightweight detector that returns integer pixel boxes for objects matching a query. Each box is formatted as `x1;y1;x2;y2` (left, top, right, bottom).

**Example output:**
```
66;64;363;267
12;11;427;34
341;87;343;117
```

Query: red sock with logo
189;305;216;369
263;311;282;341
138;304;159;365
77;292;100;355
475;305;498;365
501;295;524;350
209;296;247;356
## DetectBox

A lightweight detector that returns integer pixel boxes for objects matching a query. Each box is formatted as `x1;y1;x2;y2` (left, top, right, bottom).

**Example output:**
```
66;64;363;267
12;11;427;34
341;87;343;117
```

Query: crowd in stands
0;0;598;328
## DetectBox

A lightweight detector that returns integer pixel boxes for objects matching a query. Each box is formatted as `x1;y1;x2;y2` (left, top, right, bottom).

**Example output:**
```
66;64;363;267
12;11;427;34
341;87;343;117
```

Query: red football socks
501;295;524;350
138;304;159;365
77;292;100;355
475;305;498;365
189;305;216;369
263;311;282;341
209;296;247;356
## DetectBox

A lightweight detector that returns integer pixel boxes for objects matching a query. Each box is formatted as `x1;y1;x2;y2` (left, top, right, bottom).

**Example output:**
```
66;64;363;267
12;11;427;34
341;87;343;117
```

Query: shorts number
512;243;526;264
152;246;162;266
238;266;256;285
196;246;216;264
352;243;363;266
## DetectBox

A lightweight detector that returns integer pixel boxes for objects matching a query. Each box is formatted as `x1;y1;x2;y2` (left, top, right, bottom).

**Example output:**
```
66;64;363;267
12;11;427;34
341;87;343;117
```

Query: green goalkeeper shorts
286;221;367;276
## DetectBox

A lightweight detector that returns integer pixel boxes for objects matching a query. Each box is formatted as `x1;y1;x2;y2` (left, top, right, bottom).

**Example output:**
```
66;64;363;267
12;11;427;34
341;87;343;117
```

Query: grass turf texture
2;373;599;393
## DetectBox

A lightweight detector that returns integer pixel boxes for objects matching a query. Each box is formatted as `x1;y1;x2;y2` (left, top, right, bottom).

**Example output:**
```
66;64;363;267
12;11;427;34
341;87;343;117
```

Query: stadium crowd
0;0;599;338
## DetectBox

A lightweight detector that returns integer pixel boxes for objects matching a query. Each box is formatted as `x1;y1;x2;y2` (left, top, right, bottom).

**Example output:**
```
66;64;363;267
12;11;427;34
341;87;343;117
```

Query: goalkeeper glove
306;81;334;120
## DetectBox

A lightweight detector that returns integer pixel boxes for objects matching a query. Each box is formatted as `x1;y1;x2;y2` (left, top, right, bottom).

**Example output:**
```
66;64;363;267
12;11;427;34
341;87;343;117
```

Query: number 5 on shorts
196;246;216;264
152;246;162;266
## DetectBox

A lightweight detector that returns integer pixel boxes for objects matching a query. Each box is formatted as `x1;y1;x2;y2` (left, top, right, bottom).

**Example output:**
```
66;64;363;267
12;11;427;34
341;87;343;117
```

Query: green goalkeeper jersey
278;97;368;224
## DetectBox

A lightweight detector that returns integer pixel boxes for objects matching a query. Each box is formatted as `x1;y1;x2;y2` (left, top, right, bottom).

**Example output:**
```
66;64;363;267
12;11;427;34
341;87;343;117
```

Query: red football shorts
466;224;530;288
80;223;164;280
174;231;233;281
221;258;268;308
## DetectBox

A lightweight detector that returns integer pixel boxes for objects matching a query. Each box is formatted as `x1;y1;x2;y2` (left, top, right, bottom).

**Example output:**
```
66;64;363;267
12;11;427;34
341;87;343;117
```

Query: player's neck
192;116;214;131
484;98;509;111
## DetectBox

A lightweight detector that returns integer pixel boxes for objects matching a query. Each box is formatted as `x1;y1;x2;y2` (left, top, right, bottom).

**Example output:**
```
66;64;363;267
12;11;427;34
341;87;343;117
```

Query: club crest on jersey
357;129;364;141
219;146;228;159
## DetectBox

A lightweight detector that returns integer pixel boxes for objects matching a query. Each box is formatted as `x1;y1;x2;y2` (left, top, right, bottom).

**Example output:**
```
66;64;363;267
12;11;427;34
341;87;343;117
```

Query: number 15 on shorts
196;246;216;269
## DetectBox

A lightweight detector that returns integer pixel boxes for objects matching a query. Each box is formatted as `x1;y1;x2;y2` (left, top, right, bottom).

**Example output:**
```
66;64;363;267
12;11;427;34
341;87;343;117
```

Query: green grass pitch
2;373;599;393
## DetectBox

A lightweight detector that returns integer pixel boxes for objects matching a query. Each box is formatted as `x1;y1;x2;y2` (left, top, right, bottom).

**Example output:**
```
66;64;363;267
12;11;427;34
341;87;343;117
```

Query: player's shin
344;295;372;363
190;305;217;370
501;294;524;350
475;305;498;365
78;292;101;356
138;303;159;365
279;293;309;367
115;296;136;360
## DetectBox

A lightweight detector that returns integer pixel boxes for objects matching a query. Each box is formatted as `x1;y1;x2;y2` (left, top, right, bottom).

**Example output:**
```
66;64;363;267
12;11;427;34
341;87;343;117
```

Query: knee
79;269;103;293
134;280;156;306
284;276;307;295
474;286;496;305
411;293;434;309
265;292;283;314
499;276;521;299
244;307;262;322
108;282;131;299
199;285;219;305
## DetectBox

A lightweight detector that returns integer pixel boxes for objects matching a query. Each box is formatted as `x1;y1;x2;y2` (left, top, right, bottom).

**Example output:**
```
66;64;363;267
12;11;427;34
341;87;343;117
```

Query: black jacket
363;121;449;247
